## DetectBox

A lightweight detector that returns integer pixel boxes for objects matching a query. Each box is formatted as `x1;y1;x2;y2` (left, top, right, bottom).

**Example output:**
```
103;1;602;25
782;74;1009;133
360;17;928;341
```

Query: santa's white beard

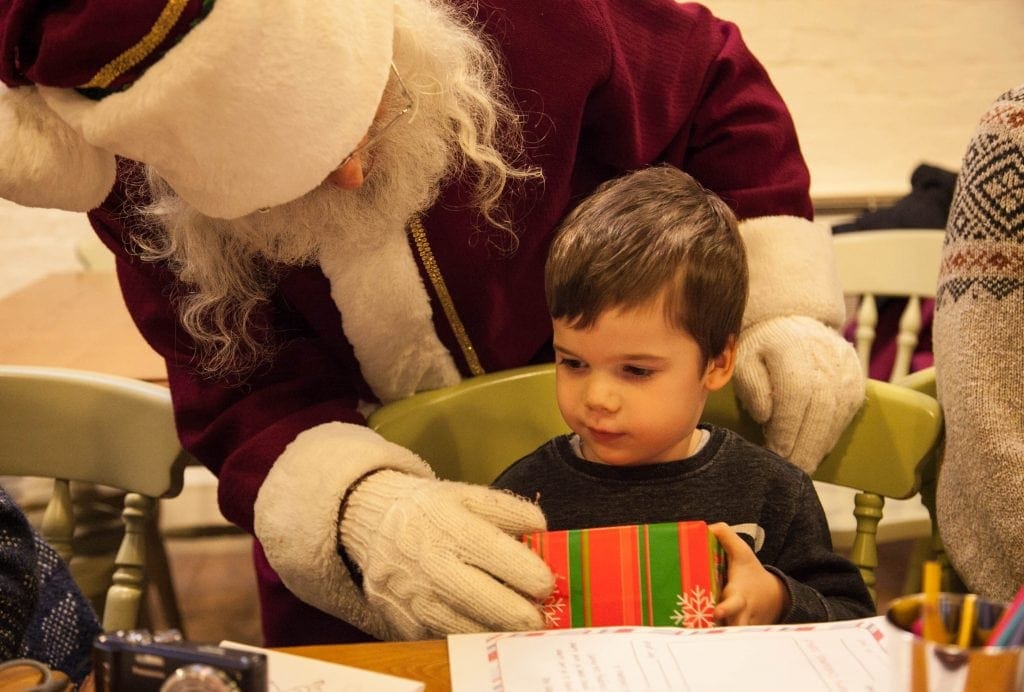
138;0;530;377
206;96;466;400
137;85;456;377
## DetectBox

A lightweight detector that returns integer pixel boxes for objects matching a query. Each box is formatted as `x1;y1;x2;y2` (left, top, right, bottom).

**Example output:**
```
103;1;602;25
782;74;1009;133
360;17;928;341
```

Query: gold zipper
408;216;485;376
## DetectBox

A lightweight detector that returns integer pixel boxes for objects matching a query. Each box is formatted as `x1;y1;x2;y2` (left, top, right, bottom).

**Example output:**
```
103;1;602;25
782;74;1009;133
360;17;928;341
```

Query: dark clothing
832;164;957;234
493;426;875;624
0;487;101;685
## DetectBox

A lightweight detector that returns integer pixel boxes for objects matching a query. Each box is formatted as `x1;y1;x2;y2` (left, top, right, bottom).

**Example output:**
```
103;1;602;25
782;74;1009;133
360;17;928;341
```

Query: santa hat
0;0;394;219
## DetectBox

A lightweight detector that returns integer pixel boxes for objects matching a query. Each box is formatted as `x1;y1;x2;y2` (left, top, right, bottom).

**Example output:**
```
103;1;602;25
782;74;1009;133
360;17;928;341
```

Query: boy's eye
557;357;584;370
623;365;654;378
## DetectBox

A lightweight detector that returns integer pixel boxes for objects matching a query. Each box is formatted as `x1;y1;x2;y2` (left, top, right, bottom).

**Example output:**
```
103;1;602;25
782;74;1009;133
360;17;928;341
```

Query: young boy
493;165;874;626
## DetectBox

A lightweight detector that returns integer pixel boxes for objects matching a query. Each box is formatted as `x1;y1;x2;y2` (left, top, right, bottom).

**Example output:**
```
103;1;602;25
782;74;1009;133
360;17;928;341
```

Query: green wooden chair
827;229;946;559
0;365;187;632
369;363;943;604
894;366;965;594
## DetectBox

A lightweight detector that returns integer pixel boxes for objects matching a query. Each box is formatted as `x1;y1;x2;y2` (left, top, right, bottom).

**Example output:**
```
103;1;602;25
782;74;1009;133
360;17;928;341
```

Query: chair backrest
0;365;186;632
832;228;945;382
369;363;943;602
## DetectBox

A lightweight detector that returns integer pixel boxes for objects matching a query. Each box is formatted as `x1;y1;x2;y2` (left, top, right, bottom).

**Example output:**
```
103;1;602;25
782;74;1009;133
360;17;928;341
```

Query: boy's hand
708;522;790;626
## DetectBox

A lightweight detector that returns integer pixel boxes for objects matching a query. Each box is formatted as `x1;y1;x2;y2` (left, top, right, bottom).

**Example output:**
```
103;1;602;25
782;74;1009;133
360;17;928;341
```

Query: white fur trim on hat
740;215;847;329
0;86;115;211
17;0;394;219
253;422;433;638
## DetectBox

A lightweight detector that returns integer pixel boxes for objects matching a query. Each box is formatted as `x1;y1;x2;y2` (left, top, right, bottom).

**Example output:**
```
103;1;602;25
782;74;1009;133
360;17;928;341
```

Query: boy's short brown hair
545;164;748;365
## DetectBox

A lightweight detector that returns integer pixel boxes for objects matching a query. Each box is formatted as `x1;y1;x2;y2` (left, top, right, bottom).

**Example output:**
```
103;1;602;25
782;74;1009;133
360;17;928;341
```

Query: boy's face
552;295;734;466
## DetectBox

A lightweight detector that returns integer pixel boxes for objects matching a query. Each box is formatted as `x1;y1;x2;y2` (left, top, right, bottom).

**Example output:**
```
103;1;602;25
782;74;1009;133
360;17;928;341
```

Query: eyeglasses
256;64;412;214
338;62;414;169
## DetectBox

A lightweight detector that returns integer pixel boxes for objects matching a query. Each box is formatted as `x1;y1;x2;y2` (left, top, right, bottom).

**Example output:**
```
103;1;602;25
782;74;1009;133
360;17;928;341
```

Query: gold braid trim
81;0;190;89
408;216;485;376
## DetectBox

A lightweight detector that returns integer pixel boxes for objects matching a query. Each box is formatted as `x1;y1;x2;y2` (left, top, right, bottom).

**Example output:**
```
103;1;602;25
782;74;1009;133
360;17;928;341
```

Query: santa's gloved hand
339;469;554;640
733;315;865;473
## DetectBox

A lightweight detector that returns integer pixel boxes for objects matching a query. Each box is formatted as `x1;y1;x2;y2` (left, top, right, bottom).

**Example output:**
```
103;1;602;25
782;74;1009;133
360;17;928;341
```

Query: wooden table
0;663;72;691
0;271;167;383
279;639;451;691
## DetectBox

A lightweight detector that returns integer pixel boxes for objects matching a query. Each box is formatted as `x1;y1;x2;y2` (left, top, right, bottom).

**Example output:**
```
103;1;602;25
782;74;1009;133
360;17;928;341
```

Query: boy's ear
704;336;737;392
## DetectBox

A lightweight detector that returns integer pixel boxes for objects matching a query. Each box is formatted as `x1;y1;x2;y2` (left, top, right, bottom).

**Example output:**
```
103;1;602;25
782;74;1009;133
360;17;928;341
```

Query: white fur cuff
0;86;114;212
740;215;846;329
253;422;434;638
320;222;461;405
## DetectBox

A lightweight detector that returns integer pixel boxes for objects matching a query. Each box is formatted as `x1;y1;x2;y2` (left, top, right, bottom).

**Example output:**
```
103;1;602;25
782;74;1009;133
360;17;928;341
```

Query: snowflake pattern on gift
671;585;715;628
541;592;567;627
537;571;569;627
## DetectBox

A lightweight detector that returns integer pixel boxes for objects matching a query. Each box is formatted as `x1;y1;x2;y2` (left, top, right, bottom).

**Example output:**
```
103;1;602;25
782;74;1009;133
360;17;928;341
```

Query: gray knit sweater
934;85;1024;601
492;425;875;623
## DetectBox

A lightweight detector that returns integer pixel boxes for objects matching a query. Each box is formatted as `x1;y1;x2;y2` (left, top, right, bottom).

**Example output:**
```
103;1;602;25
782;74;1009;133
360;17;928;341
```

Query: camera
92;630;267;691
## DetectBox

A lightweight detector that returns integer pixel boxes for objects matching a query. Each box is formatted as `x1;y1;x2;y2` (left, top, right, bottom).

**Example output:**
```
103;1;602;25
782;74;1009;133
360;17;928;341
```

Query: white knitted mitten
734;315;864;472
340;470;554;640
737;215;865;473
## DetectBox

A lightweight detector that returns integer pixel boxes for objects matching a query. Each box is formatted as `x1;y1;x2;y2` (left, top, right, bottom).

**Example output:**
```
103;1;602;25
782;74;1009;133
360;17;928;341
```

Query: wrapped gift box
521;520;726;629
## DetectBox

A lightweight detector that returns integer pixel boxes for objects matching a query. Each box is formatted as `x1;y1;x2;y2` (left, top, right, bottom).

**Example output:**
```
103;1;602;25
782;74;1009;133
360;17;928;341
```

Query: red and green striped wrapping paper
522;521;726;629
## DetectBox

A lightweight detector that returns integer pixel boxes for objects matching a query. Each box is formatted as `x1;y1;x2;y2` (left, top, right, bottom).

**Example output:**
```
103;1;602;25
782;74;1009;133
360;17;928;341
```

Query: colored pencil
991;597;1024;647
921;561;948;644
1003;609;1024;646
985;582;1024;647
956;593;977;648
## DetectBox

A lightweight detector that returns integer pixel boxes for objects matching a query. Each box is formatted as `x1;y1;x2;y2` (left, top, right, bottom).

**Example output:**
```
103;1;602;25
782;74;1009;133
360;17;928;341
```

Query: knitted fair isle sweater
0;487;101;684
934;85;1024;602
492;425;875;623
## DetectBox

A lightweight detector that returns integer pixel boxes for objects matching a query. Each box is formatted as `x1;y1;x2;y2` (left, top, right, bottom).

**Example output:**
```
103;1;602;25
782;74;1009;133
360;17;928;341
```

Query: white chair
833;228;944;382
70;235;245;625
72;236;238;545
0;365;186;632
818;228;945;551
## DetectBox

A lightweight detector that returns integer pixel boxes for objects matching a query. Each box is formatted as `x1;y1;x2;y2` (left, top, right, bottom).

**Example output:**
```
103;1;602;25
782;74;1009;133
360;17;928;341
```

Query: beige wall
702;0;1024;206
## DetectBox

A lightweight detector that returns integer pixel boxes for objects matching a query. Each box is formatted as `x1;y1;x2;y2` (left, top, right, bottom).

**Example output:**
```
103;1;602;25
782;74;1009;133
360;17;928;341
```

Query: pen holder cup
885;593;1024;691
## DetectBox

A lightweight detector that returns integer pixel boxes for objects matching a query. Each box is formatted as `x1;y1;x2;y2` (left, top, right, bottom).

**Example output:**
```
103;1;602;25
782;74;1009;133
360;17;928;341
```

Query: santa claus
0;0;862;644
